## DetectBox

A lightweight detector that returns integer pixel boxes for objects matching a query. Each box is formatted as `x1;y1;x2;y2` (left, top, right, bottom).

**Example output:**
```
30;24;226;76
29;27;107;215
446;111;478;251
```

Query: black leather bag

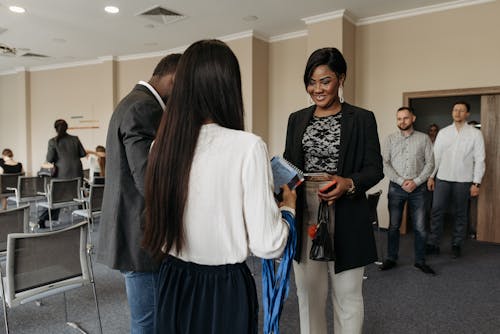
309;201;335;261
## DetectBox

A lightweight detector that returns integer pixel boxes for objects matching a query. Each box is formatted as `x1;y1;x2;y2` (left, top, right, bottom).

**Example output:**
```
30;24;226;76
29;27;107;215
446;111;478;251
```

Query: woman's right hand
279;184;297;209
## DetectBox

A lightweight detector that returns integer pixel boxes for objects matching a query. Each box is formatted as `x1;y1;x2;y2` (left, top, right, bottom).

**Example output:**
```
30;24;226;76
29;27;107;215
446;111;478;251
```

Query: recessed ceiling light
52;38;67;44
9;6;26;13
243;15;258;22
104;6;119;14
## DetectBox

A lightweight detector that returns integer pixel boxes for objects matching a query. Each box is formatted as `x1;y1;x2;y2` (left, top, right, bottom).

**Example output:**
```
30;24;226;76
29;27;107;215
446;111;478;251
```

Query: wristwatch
472;183;481;188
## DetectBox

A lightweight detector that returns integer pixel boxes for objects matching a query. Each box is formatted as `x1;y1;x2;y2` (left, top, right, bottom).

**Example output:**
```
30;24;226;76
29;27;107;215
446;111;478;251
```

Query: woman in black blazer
38;119;86;228
284;47;383;334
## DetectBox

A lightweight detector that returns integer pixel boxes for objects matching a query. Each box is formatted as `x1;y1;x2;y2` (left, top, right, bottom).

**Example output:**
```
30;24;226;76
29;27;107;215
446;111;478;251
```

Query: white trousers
293;180;364;334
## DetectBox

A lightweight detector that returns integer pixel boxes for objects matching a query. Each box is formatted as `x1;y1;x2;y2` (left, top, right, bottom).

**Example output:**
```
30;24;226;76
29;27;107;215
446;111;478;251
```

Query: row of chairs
1;173;104;231
0;207;103;333
0;174;105;332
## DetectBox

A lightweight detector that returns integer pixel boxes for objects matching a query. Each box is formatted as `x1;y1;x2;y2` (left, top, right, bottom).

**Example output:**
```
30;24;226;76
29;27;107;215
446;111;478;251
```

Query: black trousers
155;255;258;334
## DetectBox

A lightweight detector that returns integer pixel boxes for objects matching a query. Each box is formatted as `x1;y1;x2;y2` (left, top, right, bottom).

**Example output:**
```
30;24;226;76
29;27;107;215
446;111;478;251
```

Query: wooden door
477;95;500;243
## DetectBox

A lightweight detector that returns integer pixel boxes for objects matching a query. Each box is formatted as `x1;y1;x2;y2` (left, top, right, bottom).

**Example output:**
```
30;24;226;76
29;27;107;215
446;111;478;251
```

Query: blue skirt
155;255;258;334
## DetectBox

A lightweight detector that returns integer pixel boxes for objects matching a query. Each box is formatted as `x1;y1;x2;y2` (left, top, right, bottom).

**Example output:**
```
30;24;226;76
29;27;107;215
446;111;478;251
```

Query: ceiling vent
0;43;16;56
137;5;186;25
21;52;49;58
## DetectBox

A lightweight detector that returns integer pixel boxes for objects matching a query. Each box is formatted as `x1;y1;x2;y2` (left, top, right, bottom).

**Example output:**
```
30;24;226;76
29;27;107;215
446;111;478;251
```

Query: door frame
403;86;500;244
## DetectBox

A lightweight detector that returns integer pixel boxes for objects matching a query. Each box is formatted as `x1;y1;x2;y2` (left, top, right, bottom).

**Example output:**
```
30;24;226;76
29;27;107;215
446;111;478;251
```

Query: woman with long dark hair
143;39;295;333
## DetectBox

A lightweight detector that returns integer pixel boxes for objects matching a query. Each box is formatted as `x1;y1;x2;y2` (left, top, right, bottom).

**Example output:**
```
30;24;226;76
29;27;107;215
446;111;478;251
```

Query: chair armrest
74;198;87;203
6;187;17;191
37;191;47;195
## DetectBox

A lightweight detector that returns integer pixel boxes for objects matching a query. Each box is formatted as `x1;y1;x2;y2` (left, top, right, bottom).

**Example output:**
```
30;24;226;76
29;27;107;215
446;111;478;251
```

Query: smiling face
306;65;344;112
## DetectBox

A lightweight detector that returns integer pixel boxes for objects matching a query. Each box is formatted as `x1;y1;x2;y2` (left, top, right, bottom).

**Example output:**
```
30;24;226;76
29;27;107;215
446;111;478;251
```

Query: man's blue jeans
387;182;427;264
428;178;471;248
122;270;159;334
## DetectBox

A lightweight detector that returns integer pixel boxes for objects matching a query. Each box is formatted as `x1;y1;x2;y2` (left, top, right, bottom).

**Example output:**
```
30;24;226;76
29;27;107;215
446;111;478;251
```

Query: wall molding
358;0;495;25
0;0;494;74
269;30;308;43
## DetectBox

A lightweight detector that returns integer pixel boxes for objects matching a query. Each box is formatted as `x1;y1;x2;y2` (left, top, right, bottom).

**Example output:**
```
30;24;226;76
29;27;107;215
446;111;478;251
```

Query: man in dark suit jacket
97;53;181;333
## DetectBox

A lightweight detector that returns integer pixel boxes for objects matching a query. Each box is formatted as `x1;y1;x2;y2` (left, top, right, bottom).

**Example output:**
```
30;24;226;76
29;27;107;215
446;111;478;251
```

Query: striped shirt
382;130;434;187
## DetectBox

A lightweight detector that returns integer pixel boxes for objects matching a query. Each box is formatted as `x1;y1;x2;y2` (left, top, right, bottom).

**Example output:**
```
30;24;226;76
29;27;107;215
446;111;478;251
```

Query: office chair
37;178;82;230
0;221;103;334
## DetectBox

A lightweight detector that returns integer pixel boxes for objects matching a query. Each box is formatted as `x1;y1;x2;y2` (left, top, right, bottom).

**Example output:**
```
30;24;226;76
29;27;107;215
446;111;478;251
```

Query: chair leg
63;292;69;323
1;280;10;334
48;208;53;231
88;250;103;334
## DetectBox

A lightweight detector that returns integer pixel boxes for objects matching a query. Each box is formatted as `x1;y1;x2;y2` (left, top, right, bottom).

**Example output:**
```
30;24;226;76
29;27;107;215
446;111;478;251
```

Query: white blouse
169;123;290;265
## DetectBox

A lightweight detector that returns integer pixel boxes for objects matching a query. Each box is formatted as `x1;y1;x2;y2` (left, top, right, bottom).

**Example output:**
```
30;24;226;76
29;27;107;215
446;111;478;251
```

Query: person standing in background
38;119;86;228
380;107;435;275
284;47;383;334
97;53;181;334
427;123;440;144
426;101;485;258
86;145;106;184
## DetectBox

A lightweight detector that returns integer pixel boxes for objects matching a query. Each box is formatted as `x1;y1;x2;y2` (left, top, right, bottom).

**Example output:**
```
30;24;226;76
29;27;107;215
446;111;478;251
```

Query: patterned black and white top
302;112;342;173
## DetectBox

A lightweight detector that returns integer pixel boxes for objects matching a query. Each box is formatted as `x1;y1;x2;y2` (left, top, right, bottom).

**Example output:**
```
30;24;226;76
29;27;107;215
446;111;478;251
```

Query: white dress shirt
169;123;290;265
432;123;485;183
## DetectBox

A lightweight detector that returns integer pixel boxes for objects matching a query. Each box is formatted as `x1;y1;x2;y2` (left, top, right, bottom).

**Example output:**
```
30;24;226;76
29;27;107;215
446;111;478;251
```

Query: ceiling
0;0;474;73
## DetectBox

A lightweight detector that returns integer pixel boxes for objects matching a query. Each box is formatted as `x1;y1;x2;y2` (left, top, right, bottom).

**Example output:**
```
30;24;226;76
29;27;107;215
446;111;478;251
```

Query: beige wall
226;37;253;132
355;0;500;227
267;36;308;156
0;72;31;171
252;38;270;143
29;63;112;172
1;1;499;227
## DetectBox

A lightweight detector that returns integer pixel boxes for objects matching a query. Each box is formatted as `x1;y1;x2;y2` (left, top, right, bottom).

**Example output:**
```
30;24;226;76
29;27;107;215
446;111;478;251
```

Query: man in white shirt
426;101;485;258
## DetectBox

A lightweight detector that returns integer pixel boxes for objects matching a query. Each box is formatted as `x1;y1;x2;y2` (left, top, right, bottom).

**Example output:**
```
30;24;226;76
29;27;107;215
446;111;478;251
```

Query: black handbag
309;201;335;261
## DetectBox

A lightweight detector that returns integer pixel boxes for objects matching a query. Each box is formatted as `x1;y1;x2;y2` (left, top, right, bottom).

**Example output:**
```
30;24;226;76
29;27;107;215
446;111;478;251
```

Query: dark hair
428;123;439;130
152;53;182;77
303;47;347;88
143;39;244;259
2;148;13;158
397;106;415;114
453;101;470;112
54;119;68;142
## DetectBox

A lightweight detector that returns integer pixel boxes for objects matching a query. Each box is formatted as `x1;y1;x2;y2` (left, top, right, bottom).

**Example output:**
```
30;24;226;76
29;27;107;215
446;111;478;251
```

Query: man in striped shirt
380;107;435;275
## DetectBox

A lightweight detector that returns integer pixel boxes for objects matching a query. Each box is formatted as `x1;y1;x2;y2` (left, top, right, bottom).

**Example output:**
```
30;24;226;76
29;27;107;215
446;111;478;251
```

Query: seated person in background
86;145;106;183
1;148;24;209
0;148;23;174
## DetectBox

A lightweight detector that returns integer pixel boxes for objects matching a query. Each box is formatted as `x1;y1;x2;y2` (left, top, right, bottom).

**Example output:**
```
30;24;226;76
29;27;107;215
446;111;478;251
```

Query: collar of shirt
138;80;166;111
399;129;414;138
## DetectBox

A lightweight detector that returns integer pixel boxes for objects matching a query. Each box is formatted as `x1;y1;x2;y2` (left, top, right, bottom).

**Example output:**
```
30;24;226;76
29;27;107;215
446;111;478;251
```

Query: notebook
270;156;304;195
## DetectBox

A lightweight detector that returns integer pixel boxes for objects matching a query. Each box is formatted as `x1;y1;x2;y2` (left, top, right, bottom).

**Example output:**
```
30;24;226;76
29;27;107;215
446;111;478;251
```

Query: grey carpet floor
2;215;500;333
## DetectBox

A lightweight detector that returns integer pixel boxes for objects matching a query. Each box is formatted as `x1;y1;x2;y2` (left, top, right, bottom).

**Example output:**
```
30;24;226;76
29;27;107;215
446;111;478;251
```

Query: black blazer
284;103;384;273
46;134;86;179
97;84;163;272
